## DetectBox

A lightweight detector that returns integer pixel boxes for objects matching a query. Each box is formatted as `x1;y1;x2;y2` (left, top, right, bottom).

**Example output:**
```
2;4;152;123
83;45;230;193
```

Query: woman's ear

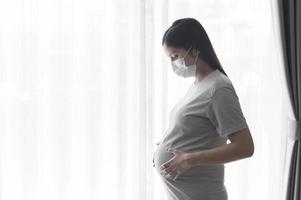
192;48;200;57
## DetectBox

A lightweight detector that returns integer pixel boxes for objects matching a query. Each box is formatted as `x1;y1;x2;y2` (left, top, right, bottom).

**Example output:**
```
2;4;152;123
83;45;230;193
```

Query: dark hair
162;18;228;77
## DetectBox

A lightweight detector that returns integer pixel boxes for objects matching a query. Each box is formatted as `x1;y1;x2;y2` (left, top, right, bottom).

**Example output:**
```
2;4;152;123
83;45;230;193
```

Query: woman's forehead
163;45;184;56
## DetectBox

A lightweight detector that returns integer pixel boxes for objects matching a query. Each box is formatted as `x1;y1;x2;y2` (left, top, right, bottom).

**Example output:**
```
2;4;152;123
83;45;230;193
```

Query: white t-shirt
153;68;249;199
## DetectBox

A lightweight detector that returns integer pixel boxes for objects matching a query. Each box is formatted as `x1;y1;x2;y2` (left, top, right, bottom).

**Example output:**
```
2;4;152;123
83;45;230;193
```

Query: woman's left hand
159;148;192;180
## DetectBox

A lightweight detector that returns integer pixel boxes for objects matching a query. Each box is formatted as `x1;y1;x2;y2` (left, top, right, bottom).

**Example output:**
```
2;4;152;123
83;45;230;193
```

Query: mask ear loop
193;51;199;64
182;46;193;67
183;46;193;59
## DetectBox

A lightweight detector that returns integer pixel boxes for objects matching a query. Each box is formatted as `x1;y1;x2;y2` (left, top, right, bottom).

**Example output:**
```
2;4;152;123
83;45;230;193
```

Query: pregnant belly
153;143;175;174
153;142;225;183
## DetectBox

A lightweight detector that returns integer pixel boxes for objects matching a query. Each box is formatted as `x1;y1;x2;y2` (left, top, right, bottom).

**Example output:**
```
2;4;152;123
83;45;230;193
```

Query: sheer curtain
0;0;287;200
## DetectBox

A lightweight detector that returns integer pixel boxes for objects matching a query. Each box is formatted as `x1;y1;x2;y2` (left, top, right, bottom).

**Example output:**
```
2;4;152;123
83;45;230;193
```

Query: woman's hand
159;148;192;180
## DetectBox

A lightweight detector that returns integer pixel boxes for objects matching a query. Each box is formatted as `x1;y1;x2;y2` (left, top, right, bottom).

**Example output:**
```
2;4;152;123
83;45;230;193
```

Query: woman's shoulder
209;74;234;97
192;70;235;99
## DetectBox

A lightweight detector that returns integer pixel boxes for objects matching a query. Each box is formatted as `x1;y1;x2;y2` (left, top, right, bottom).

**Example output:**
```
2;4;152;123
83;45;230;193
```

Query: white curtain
0;0;288;200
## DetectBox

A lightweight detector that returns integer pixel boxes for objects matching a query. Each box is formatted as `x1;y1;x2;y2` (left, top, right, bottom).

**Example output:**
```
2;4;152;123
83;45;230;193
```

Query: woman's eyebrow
169;51;177;57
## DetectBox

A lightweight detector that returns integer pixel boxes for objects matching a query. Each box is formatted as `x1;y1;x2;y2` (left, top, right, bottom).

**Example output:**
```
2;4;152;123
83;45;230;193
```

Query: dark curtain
277;0;301;199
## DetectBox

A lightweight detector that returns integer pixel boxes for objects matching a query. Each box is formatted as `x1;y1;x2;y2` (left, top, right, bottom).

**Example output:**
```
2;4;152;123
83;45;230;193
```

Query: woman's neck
194;65;215;84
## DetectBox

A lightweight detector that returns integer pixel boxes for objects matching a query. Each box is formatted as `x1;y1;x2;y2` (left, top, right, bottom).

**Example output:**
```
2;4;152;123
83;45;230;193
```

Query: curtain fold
271;0;301;199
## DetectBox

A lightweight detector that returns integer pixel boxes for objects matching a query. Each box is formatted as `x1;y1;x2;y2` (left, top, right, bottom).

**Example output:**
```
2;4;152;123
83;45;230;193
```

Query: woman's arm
186;128;254;167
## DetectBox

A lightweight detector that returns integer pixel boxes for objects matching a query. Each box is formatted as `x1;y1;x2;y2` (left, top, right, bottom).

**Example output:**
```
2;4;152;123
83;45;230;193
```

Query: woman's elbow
228;128;255;158
246;145;254;157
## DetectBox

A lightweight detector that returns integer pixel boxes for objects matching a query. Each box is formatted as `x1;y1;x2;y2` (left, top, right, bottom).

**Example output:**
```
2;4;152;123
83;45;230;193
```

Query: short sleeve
206;85;249;138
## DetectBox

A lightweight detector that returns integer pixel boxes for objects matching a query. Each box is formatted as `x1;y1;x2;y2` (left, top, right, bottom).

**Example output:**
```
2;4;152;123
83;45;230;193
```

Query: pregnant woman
152;18;255;200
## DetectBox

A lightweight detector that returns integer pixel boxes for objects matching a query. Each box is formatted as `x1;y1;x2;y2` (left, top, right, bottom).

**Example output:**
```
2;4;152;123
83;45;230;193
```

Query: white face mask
171;46;199;78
